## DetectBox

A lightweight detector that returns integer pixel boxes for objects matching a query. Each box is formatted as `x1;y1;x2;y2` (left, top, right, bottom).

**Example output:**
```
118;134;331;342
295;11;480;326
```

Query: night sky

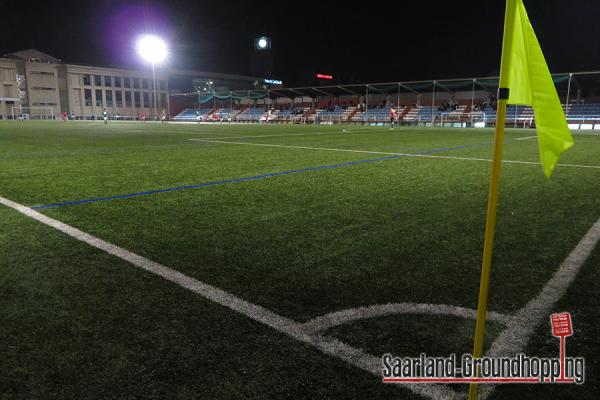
3;0;600;87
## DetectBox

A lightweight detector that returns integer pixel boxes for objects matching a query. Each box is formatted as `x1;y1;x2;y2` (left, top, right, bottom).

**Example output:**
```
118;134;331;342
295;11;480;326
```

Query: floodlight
136;34;168;64
136;34;168;121
255;36;271;50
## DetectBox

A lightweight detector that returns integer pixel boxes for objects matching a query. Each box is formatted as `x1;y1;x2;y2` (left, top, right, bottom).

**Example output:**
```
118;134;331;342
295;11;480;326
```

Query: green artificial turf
1;120;599;399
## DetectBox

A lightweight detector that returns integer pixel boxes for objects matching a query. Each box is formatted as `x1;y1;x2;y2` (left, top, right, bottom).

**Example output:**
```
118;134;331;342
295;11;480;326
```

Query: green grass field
1;120;599;400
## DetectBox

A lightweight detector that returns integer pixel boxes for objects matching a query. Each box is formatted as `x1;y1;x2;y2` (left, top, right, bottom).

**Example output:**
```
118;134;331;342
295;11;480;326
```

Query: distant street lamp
136;35;168;120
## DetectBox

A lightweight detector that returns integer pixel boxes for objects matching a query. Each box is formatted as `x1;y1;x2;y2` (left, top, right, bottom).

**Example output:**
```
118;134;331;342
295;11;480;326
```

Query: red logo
551;312;573;337
550;312;574;382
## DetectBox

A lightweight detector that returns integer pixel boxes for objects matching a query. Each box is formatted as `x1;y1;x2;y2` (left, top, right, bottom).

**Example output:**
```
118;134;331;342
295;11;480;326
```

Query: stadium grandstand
3;49;600;130
170;72;600;130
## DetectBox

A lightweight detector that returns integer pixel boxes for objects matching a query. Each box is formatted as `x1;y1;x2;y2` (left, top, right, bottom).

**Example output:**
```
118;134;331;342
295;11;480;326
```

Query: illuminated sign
264;79;282;85
316;74;333;80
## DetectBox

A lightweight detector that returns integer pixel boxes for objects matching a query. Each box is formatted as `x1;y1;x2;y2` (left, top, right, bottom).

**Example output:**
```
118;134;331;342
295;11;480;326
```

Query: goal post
11;106;55;120
440;112;488;128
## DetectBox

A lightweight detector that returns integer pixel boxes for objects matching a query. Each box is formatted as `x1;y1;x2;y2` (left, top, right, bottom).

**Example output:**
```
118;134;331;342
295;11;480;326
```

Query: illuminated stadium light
255;36;271;50
136;34;168;120
136;34;168;64
316;73;333;80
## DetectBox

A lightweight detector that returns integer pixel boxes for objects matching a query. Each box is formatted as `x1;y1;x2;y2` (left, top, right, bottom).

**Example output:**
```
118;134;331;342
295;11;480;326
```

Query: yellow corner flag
469;1;574;399
506;0;574;177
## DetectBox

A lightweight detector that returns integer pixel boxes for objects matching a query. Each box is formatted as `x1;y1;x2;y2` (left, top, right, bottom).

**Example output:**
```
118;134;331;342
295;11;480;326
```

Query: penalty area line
189;139;600;170
197;130;351;140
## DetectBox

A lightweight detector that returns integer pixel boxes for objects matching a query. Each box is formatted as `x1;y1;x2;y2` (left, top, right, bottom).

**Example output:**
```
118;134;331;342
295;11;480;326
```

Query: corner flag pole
468;1;516;399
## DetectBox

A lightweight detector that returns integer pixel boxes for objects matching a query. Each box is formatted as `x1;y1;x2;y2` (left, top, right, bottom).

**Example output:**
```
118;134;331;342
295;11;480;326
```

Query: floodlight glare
136;35;168;64
258;38;268;49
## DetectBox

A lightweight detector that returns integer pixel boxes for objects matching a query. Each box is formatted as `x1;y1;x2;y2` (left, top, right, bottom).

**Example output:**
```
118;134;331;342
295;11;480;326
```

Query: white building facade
0;49;266;120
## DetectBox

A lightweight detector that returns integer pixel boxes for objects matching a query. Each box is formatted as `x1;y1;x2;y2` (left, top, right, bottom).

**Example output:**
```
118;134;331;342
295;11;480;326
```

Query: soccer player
161;109;167;124
61;111;68;122
389;107;398;129
103;109;109;124
140;111;146;122
195;110;201;123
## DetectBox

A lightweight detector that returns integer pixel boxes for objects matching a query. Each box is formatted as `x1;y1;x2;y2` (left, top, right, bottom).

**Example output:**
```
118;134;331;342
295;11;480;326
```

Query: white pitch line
0;195;458;400
496;217;600;346
341;128;395;133
188;138;401;155
191;127;400;141
299;303;513;335
194;131;349;141
515;135;537;141
189;138;600;170
479;215;600;400
4;192;598;400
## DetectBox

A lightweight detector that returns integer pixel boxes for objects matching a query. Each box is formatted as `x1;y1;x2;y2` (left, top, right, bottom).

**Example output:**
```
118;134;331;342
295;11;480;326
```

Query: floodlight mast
136;35;168;120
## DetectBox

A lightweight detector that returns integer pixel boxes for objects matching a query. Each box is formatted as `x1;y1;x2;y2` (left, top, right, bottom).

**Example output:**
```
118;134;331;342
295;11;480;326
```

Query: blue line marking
31;142;487;210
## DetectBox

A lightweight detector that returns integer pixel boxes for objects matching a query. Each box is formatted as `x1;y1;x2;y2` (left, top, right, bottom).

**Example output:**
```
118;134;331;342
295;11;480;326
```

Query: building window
160;93;167;108
143;92;149;107
134;92;141;107
83;75;91;86
114;77;121;88
125;91;132;107
95;89;103;106
133;78;140;89
106;90;113;107
104;76;112;86
159;80;166;90
94;75;102;86
84;89;92;106
124;77;130;88
4;84;14;97
142;79;149;89
115;91;123;107
31;87;56;91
